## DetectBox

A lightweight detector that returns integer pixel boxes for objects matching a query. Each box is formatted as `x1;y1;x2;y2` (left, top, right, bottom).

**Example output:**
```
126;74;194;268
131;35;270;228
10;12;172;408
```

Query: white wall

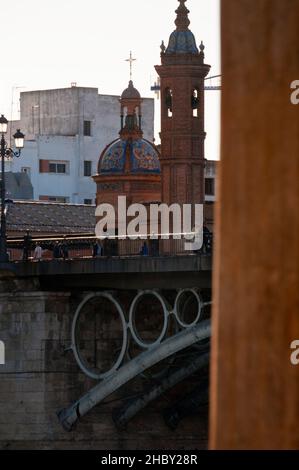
7;87;155;204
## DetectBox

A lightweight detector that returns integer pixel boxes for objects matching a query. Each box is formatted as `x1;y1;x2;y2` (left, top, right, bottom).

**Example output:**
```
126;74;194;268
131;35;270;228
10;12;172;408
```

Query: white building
6;85;155;204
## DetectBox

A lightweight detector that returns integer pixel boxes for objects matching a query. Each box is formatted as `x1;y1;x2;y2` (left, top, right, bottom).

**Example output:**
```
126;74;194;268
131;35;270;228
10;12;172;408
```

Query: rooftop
6;201;96;235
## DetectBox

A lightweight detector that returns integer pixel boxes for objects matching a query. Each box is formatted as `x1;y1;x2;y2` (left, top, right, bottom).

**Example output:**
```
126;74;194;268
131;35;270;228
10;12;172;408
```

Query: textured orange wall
210;0;299;449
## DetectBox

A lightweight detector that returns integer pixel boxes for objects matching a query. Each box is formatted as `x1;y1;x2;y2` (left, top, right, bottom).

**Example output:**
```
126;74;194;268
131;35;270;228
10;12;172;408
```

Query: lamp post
0;114;25;262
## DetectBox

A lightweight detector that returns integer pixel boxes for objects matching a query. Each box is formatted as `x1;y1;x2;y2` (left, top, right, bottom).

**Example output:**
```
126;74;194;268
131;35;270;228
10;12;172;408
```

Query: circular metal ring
129;290;169;349
72;292;127;380
174;288;202;328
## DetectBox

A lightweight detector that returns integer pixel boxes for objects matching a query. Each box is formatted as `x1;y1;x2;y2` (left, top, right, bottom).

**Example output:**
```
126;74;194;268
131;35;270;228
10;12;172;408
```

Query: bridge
0;247;212;447
2;253;212;290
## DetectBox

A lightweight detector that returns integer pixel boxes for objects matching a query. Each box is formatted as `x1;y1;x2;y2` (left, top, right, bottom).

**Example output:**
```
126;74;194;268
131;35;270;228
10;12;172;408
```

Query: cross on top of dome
125;51;136;81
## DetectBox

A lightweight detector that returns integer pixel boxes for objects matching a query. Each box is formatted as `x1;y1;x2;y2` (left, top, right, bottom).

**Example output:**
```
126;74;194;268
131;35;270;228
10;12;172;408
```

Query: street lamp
0;114;25;262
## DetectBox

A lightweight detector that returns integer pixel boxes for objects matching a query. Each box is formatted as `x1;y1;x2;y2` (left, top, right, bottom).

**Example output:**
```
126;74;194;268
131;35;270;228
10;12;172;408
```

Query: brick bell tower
155;0;210;209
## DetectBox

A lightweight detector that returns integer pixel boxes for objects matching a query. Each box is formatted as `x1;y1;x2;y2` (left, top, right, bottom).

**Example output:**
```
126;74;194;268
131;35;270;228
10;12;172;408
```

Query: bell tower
155;0;210;208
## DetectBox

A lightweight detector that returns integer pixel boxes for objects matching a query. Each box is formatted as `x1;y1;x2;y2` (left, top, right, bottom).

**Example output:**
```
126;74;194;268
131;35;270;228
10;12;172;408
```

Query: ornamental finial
199;41;205;63
175;0;190;31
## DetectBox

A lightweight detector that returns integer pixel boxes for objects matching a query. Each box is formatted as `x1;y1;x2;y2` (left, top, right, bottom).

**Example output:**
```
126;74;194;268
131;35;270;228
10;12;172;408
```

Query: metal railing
6;232;213;262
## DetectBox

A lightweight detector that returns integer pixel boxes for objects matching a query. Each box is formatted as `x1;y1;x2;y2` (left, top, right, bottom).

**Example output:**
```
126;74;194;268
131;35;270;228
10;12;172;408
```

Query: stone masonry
0;276;208;450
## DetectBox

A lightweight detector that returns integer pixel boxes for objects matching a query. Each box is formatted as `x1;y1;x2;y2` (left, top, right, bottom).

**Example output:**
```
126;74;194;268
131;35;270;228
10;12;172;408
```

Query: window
39;195;69;203
84;161;92;177
165;88;173;118
49;162;67;174
205;178;215;196
84;120;91;136
84;199;92;205
39;160;69;174
192;89;200;117
49;196;69;203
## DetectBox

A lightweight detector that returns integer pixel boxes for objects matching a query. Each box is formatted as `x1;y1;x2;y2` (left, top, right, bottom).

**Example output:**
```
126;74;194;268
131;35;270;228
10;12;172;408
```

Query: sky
0;0;220;159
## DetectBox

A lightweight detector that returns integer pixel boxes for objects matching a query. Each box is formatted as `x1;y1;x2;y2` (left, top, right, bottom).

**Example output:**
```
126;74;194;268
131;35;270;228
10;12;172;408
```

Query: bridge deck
0;255;212;290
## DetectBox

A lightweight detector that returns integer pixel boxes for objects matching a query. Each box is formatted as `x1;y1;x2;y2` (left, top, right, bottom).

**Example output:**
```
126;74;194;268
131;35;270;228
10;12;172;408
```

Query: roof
166;30;199;54
99;138;161;175
6;201;96;235
165;0;199;55
121;81;141;100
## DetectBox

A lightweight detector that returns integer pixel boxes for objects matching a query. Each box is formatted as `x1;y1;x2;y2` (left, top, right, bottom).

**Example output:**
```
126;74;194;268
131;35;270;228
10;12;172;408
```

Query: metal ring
72;292;127;380
174;288;202;328
129;290;169;349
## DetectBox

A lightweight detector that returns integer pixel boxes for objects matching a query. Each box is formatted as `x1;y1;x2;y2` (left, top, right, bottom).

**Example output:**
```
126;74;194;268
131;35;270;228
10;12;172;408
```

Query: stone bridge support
0;276;209;449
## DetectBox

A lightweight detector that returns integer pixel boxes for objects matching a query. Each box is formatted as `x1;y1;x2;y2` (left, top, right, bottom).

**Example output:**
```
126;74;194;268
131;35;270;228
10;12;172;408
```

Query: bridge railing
6;232;213;262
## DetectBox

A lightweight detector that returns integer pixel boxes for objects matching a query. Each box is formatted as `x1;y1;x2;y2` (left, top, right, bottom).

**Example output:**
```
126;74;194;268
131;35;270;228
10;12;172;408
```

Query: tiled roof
6;201;96;234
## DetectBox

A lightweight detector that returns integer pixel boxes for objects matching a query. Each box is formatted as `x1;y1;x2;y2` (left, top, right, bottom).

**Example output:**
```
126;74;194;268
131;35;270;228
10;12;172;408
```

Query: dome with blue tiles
99;138;161;175
165;0;199;55
166;30;198;54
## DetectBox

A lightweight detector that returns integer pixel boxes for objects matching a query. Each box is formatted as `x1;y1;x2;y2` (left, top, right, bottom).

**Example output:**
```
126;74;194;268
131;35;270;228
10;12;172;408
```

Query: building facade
155;0;210;212
93;0;217;243
94;80;161;210
4;172;33;200
6;86;155;204
204;160;217;203
0;0;213;451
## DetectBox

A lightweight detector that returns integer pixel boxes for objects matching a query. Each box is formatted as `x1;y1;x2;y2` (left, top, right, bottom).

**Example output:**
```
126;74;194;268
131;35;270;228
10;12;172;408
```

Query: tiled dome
165;1;199;55
166;30;199;54
99;138;160;174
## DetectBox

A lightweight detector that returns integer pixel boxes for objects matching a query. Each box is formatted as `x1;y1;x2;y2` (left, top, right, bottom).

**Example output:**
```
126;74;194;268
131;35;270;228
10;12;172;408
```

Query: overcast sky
0;0;220;159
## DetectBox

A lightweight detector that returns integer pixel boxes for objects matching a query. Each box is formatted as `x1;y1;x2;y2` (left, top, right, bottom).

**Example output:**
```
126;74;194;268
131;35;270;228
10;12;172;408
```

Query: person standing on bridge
61;237;69;260
53;241;62;259
22;230;32;261
140;241;149;256
93;240;103;258
33;242;43;261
